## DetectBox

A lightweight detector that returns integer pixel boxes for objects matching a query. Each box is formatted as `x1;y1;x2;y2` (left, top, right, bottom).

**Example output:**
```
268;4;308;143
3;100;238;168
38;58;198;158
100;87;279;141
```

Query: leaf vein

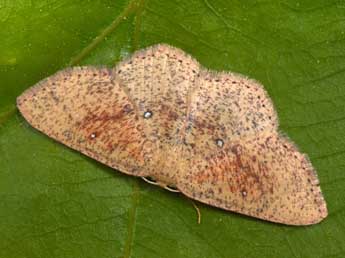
68;0;140;66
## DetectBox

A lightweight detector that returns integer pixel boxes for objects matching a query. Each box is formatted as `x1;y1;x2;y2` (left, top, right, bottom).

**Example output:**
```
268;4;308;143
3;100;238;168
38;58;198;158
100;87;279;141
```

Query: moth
17;44;327;225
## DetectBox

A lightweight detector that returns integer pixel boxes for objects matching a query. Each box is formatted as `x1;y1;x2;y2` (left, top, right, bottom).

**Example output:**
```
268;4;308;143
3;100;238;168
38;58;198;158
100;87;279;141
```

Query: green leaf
1;0;344;257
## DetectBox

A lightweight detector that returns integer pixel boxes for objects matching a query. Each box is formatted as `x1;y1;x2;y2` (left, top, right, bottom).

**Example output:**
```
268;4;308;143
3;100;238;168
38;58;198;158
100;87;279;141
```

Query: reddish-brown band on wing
178;131;327;225
17;67;151;176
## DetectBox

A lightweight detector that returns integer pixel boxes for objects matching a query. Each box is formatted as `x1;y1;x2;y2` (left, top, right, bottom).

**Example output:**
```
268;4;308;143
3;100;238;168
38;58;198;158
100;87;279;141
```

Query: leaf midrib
68;0;139;66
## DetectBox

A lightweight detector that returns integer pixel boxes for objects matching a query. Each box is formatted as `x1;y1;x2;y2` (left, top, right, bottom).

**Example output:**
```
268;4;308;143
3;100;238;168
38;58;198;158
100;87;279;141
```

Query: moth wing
177;73;327;225
114;44;199;182
178;131;327;225
17;67;150;176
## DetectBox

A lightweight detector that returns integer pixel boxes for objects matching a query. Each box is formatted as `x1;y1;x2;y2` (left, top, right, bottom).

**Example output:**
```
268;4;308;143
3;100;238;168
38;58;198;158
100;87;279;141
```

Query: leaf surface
1;0;345;257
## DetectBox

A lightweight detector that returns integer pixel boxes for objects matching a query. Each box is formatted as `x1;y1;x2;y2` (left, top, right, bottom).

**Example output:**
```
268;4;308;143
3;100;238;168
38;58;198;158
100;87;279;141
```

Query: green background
1;0;344;257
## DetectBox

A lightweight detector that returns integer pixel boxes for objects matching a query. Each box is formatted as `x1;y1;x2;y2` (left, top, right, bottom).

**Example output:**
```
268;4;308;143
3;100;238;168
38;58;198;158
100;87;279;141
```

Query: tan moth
17;44;327;225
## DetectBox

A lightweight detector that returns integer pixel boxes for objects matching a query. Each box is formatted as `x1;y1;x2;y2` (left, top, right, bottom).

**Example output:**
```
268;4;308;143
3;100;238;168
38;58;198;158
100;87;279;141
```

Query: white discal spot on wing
17;44;327;226
241;190;247;197
143;111;152;119
216;139;224;148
